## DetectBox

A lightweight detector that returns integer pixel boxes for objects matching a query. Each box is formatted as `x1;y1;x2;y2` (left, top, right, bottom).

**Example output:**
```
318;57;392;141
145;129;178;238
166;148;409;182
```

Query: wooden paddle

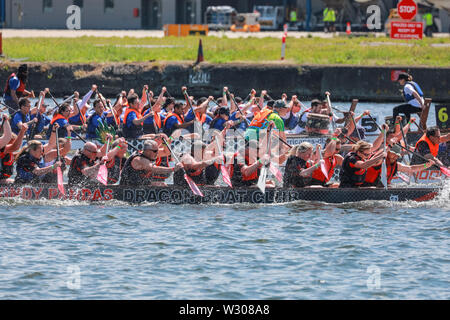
162;137;203;197
55;129;66;196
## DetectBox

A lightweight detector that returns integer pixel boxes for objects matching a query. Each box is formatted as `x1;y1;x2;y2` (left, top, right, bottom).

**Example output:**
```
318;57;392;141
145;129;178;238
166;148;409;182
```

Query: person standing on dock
3;64;35;111
323;6;336;33
393;73;425;124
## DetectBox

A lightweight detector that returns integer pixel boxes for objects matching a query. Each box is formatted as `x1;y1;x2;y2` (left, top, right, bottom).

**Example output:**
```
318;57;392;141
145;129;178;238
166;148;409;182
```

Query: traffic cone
346;22;351;35
195;39;204;64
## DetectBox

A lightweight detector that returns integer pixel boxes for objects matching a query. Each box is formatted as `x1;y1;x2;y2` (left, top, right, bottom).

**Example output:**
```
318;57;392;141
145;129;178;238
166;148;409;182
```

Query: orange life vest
51;113;69;125
415;134;439;157
196;112;207;123
311;155;337;183
249;108;272;128
4;73;26;97
163;112;184;127
123;108;142;125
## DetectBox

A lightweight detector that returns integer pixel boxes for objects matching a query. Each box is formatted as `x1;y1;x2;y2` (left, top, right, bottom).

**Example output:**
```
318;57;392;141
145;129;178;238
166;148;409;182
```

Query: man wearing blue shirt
86;99;107;139
10;98;37;135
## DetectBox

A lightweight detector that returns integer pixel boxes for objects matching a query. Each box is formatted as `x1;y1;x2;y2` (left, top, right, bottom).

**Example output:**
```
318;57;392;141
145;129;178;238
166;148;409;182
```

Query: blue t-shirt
11;112;30;134
230;111;248;131
30;113;51;135
143;109;166;127
87;113;106;139
47;117;69;139
126;111;138;129
4;76;20;101
184;109;196;122
210;118;227;131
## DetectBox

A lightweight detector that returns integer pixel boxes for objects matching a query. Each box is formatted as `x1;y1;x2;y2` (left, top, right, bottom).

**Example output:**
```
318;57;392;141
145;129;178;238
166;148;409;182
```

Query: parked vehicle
205;6;237;31
253;5;285;30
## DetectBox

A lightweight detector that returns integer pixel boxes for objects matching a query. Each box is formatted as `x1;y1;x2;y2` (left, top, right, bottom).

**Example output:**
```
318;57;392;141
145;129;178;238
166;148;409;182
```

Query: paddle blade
397;172;410;184
184;174;204;197
269;162;283;183
257;166;268;194
381;161;388;190
57;167;65;196
440;166;450;177
97;164;108;186
320;160;329;181
221;165;233;188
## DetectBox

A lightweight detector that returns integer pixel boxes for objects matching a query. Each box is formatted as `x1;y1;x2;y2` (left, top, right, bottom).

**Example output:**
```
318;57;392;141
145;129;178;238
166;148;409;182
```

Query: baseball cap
274;99;288;109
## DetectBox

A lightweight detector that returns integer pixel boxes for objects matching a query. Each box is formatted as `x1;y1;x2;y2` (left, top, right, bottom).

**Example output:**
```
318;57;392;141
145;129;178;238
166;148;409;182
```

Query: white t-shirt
404;83;424;108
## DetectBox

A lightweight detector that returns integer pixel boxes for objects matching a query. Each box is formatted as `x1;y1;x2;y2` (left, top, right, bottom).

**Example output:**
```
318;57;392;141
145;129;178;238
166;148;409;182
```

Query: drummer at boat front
119;140;184;186
393;72;425;124
410;126;450;168
339;141;386;188
15;140;62;185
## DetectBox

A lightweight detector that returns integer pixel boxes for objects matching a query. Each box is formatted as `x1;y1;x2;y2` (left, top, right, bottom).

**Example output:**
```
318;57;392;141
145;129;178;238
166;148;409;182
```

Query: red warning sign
390;21;423;40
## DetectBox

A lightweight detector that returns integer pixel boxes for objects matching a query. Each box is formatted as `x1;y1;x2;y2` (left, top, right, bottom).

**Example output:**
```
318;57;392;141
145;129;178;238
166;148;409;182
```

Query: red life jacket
311;155;338;183
4;73;26;98
0;148;14;179
415;134;439;157
196;112;207;123
123;108;142;124
151;156;170;180
365;165;382;184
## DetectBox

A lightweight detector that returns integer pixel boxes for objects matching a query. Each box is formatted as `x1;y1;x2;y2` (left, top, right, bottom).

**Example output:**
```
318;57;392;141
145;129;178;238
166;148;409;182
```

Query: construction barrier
164;24;209;37
0;32;3;56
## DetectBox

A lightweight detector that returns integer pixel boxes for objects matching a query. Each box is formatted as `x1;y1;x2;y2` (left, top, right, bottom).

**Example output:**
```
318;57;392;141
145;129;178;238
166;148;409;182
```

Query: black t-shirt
283;155;310;188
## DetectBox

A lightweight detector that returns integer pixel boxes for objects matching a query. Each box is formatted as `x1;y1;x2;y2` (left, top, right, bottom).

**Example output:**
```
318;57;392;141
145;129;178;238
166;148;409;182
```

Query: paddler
411;126;450;168
67;141;109;187
245;99;287;143
162;102;195;137
41;128;72;184
122;93;153;139
142;87;166;135
339;141;386;188
10;97;38;135
104;138;129;185
364;144;435;187
119;140;183;186
173;140;222;187
283;142;323;188
0;120;28;184
310;137;344;187
86;98;108;139
15;140;62;185
47;103;76;139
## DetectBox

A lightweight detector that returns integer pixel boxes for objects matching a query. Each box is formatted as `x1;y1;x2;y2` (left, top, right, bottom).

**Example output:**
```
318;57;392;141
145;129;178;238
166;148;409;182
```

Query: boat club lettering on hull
122;188;304;204
0;187;113;201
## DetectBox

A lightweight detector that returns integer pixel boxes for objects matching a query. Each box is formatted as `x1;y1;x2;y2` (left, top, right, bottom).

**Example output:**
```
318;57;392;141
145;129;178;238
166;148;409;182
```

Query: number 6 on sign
435;105;449;129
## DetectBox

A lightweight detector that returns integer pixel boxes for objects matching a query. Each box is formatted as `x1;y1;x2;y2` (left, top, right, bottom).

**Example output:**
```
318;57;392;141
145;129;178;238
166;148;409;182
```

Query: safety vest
340;152;367;187
151;156;171;180
122;108;143;139
415;134;439;157
311;155;337;183
196;112;207;124
403;81;424;103
0;148;14;179
249;109;272;128
290;11;297;22
4;73;26;98
323;8;336;22
229;153;260;186
424;13;433;26
163;112;184;136
50;113;68;125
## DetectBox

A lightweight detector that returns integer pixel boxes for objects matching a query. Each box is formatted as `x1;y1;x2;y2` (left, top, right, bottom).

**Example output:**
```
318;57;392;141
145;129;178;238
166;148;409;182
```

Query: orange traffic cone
346;22;351;35
195;39;204;64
